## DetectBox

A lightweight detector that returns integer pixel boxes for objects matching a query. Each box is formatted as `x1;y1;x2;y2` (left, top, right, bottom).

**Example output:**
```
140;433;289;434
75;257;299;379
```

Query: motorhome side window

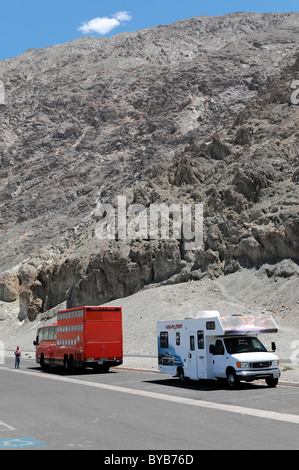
160;332;168;348
176;332;180;346
197;330;204;349
206;321;215;330
214;339;224;355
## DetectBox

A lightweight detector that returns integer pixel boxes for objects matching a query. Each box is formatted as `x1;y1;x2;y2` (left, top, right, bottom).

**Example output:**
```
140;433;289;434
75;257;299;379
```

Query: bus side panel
84;309;123;361
52;343;84;367
36;340;57;364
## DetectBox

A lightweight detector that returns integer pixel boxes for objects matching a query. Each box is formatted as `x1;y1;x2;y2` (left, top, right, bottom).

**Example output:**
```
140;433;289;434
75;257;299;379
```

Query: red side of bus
83;307;123;365
35;306;123;371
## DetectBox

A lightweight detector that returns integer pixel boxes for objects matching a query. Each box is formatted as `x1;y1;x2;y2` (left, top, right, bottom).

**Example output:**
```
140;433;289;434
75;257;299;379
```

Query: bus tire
69;355;75;372
40;354;49;370
64;355;69;371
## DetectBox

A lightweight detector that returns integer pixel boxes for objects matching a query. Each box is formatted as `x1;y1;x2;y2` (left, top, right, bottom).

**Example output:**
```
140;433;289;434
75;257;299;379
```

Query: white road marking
1;366;299;425
0;420;16;431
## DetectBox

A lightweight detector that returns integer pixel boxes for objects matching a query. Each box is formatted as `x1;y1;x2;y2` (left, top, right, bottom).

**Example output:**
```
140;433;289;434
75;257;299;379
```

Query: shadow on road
142;376;268;392
27;365;119;377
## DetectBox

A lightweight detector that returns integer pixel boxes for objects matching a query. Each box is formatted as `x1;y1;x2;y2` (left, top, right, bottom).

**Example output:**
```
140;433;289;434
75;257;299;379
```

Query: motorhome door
188;333;198;380
212;339;226;379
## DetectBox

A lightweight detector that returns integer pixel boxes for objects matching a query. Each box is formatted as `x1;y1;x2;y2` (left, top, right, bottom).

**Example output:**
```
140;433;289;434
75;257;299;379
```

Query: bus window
48;326;57;341
43;328;49;341
38;328;44;343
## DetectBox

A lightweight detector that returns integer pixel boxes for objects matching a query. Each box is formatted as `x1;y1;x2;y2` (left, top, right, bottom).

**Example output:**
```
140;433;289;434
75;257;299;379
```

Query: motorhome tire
226;369;239;389
266;377;278;388
178;367;185;382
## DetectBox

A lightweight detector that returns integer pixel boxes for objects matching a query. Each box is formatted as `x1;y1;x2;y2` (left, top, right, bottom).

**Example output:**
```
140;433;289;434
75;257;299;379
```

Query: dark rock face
0;12;299;319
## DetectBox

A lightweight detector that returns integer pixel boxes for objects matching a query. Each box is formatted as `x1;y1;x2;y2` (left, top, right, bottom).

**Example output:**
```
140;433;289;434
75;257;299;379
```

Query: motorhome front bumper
236;368;280;382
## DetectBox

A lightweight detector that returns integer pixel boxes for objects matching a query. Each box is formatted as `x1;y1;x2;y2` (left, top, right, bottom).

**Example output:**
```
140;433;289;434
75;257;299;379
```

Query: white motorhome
157;311;280;388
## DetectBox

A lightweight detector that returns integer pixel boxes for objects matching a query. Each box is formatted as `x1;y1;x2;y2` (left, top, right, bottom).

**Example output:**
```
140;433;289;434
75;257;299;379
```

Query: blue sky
0;0;298;61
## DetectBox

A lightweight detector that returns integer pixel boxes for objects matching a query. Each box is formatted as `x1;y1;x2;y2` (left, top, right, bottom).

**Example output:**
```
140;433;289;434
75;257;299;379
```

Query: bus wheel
40;354;49;370
69;355;75;372
64;356;69;371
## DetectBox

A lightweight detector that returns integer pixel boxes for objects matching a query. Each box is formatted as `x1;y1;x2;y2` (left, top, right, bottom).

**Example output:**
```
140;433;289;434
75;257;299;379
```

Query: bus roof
57;306;122;314
38;321;57;329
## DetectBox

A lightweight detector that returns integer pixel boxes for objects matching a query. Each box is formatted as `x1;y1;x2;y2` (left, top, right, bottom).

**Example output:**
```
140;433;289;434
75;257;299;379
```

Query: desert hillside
0;12;298;365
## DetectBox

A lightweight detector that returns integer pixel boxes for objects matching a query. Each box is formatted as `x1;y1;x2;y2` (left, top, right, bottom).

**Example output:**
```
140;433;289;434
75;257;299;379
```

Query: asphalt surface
0;355;299;451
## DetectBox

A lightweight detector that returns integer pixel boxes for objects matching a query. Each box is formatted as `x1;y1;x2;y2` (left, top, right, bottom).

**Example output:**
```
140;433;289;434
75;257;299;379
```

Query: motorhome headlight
236;362;249;368
272;360;279;366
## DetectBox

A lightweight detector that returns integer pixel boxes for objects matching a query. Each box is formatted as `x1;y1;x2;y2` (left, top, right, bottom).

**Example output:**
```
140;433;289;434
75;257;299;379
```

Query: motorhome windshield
224;337;267;354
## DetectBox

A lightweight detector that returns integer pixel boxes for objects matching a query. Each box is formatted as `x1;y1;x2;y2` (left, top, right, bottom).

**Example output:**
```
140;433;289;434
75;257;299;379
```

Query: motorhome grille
251;362;271;369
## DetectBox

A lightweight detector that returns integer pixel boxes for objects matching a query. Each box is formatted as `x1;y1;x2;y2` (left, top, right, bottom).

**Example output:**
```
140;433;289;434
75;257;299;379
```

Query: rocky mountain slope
0;12;298;321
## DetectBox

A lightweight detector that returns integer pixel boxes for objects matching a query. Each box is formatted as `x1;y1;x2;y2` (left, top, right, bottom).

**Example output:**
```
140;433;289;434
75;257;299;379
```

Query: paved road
0;355;298;451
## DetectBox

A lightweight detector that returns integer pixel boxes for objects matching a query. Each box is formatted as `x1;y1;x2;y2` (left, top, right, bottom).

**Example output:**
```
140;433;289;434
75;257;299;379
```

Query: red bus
34;306;123;372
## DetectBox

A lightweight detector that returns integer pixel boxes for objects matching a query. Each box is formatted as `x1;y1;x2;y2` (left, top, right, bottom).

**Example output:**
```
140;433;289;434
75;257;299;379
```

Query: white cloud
113;11;131;22
78;11;132;36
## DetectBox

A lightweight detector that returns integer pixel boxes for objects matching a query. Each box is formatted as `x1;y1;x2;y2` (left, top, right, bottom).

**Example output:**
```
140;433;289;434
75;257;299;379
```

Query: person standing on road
14;346;21;369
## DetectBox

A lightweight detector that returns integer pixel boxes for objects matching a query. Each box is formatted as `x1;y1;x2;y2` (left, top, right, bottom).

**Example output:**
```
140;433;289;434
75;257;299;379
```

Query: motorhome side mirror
271;342;276;352
209;345;215;354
